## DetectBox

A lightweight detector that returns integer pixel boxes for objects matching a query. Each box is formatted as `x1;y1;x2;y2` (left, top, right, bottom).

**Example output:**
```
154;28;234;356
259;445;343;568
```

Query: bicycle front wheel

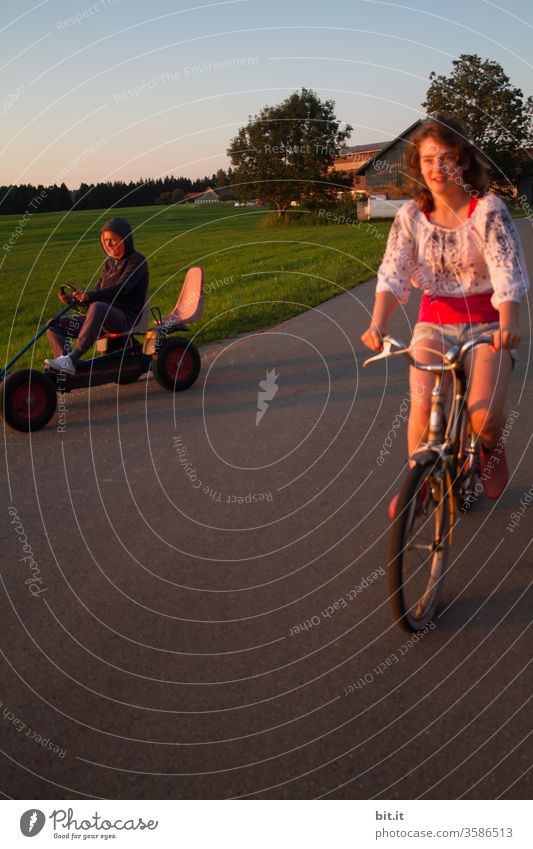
388;458;451;632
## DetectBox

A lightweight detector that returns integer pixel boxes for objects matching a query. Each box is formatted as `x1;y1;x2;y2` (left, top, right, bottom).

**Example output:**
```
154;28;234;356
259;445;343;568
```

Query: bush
262;197;358;228
261;208;314;227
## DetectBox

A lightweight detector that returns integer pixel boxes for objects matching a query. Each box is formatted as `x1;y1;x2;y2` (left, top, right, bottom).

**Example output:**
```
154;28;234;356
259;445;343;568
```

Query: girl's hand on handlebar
361;324;385;351
491;325;520;351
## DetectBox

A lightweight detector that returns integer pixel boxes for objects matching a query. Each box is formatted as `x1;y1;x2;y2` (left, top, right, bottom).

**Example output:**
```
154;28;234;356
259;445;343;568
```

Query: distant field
0;204;390;369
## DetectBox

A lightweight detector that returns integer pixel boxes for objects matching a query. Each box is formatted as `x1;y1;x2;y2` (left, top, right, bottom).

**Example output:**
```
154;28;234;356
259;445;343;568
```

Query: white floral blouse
376;194;529;309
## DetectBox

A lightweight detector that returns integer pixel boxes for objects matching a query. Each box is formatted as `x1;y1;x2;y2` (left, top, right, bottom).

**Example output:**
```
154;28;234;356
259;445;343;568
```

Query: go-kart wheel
1;369;57;432
152;337;201;391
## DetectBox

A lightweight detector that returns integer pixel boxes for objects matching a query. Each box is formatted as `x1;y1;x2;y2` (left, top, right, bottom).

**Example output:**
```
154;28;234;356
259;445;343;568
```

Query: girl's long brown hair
409;114;490;212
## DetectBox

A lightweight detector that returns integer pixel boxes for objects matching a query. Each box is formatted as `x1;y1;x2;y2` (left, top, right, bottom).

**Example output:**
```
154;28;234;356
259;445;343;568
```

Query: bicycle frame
364;334;493;535
364;334;495;631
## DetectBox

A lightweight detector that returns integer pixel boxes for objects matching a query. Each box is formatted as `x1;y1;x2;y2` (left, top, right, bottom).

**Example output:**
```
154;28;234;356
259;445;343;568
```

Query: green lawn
0;204;390;369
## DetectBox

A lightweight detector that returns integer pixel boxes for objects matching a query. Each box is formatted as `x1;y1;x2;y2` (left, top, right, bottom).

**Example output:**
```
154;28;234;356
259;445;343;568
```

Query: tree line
0;175;221;216
2;53;531;217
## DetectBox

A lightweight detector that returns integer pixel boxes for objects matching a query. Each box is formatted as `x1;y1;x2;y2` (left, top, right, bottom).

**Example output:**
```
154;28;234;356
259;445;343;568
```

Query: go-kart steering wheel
60;284;89;311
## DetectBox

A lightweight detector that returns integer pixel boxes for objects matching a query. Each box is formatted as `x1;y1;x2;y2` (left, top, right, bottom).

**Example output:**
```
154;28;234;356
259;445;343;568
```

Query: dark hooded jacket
87;217;148;323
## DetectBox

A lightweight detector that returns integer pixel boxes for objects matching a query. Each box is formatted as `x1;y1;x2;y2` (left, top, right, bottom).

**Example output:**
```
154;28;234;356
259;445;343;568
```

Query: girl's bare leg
465;346;513;448
407;336;448;458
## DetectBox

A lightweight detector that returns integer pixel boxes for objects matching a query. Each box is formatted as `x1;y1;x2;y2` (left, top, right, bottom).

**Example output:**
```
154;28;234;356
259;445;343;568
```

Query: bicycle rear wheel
388;458;450;632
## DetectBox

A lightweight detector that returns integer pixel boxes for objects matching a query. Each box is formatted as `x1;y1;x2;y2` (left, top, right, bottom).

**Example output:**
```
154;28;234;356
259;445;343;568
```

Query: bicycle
364;334;492;633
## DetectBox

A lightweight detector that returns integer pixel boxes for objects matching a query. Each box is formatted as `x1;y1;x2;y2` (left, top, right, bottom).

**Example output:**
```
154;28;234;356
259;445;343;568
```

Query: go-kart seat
155;267;204;326
96;267;204;351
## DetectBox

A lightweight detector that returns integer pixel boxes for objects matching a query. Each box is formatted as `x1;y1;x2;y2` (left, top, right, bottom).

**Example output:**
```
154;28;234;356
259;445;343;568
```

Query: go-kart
0;267;204;432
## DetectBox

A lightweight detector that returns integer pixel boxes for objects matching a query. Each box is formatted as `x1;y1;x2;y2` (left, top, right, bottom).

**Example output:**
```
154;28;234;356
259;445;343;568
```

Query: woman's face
418;137;466;196
102;230;125;259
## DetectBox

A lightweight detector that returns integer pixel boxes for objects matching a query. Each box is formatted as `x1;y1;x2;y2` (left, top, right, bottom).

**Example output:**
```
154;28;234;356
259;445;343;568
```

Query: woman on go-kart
46;216;148;375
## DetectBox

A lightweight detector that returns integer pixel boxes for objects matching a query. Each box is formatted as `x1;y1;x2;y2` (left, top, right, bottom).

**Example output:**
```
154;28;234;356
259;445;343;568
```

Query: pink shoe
389;481;428;520
388;494;399;519
480;443;509;499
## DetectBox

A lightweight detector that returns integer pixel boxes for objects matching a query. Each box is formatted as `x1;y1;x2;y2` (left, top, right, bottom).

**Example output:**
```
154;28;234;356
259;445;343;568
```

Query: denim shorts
411;321;516;364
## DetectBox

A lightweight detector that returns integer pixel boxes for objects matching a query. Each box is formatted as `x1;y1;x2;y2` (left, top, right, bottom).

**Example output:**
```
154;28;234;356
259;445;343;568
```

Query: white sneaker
45;355;76;375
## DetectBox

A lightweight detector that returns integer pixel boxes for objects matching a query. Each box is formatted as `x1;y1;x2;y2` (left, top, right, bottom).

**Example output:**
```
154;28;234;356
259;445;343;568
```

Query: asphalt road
1;221;531;800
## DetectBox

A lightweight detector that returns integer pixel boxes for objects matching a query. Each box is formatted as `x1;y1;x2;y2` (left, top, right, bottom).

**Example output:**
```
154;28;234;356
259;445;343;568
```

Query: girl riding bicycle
361;114;529;516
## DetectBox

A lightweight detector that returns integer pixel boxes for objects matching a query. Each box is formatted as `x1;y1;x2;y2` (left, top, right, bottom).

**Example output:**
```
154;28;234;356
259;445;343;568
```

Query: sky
1;0;532;187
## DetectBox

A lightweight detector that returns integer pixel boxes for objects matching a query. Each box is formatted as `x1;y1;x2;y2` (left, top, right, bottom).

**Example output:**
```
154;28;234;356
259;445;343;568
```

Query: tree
423;54;533;196
214;168;236;200
215;168;228;187
227;88;352;215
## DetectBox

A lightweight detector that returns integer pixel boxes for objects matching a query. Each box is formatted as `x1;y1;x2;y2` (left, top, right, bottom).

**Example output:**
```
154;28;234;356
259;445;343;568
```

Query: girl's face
418;137;466;196
102;230;125;259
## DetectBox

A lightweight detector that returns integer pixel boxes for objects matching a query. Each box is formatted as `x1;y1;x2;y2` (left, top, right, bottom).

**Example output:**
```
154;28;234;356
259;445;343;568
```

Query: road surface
1;221;531;800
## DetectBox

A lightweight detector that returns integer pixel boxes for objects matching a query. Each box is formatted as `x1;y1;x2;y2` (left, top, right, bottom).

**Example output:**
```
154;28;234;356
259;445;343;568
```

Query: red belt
418;291;499;324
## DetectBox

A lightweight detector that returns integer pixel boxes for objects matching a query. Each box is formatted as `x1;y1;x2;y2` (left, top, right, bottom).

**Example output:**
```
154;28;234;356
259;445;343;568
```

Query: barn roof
354;120;424;174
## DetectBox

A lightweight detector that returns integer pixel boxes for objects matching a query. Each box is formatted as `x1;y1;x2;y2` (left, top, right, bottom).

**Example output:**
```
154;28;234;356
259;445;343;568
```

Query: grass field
0;204;391;370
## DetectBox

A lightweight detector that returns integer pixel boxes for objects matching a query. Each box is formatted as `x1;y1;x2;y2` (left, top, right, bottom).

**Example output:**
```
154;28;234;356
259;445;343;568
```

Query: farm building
332;141;391;192
183;187;220;204
353;120;423;198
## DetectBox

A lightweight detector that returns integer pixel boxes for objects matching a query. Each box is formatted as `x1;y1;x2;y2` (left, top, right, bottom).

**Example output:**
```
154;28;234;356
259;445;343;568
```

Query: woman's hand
72;289;89;304
361;293;399;352
494;302;520;350
491;324;520;351
361;323;385;351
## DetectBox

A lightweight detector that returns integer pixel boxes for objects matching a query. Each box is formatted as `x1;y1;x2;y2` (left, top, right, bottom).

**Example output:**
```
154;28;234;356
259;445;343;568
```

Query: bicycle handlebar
362;334;494;372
